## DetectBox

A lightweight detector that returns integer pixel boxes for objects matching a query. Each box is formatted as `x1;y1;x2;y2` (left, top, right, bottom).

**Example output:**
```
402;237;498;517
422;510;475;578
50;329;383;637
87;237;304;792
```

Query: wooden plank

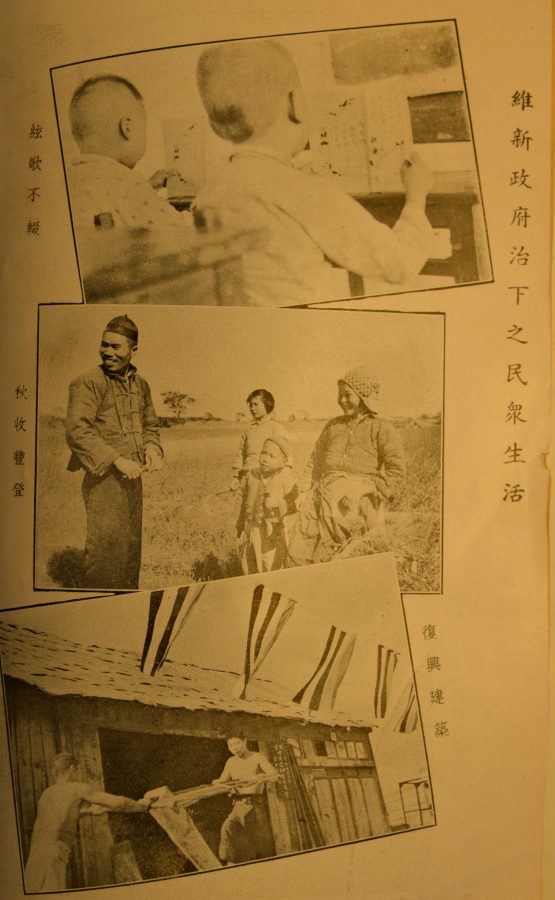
287;738;302;757
313;776;341;845
336;742;348;759
58;695;357;744
360;774;391;837
258;741;295;856
330;778;357;842
56;716;84;889
39;707;58;774
73;723;115;887
27;698;49;805
345;742;358;759
112;840;142;884
324;741;338;758
145;787;221;870
12;696;36;858
346;777;371;840
298;757;375;769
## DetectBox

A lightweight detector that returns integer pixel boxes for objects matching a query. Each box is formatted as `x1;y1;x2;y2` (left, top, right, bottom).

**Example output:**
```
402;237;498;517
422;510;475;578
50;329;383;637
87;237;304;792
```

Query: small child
238;436;298;573
231;388;291;491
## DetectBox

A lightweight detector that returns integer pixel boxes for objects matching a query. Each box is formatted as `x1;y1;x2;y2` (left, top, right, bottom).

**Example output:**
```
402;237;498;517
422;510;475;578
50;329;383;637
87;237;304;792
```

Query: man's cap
104;315;138;342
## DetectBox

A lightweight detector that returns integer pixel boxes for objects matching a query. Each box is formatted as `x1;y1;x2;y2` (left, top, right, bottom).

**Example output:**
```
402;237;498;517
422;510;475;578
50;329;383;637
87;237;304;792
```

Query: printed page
0;2;551;899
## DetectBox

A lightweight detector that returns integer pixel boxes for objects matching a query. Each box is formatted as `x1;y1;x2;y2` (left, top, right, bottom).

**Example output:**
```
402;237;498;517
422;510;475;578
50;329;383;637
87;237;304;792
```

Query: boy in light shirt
68;74;190;232
194;39;435;306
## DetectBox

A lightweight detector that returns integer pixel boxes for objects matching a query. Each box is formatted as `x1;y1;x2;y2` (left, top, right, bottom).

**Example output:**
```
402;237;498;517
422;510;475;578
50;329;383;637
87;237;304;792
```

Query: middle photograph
36;306;444;594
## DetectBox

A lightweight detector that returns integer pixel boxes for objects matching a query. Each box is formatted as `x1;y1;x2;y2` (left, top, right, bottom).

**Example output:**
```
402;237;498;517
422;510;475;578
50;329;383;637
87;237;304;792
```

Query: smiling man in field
65;315;163;590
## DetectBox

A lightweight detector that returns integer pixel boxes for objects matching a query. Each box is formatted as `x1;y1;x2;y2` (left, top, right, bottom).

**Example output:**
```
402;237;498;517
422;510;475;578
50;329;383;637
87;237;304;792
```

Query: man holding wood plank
212;735;278;865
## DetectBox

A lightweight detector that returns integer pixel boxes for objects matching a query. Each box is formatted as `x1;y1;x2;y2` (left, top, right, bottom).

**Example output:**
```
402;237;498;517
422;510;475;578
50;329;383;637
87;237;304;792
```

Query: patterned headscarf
339;366;381;413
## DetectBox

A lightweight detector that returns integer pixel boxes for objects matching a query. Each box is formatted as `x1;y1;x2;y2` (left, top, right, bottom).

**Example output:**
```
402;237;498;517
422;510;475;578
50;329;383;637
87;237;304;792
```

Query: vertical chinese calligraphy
422;624;449;737
12;385;29;498
504;89;535;505
27;123;43;237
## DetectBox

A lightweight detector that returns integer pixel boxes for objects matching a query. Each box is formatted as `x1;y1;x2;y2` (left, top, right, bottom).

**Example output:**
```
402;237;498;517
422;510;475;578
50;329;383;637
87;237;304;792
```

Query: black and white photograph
35;305;444;594
1;554;434;892
51;20;492;307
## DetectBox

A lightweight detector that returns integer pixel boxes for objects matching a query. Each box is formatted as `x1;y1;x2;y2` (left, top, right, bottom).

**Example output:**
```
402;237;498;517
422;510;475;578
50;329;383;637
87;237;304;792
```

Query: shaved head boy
70;75;147;168
67;73;187;232
194;39;435;307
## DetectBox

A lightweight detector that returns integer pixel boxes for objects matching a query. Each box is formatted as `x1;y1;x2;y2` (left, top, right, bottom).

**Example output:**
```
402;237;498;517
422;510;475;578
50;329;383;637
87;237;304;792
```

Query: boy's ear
119;116;132;141
287;88;306;126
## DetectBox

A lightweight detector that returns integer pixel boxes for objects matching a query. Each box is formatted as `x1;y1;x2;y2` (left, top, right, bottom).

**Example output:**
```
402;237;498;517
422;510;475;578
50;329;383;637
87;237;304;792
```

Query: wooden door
309;766;390;845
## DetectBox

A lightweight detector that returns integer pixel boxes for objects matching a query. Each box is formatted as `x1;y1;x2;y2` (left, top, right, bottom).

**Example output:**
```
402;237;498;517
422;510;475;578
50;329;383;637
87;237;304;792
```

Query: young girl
237;436;298;573
230;389;291;491
289;365;406;565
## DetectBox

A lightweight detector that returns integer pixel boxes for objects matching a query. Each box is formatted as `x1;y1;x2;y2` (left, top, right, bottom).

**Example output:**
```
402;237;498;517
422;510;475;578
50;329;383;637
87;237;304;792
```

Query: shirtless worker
24;752;153;892
212;735;278;865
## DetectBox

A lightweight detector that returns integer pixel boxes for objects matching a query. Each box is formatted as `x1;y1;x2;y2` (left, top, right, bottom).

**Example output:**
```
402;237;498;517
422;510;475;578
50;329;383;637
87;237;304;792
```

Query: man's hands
145;446;163;473
114;457;143;479
114;448;162;479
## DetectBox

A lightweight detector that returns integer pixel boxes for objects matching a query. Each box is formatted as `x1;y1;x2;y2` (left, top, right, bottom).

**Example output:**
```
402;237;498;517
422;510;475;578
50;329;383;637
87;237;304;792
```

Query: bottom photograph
0;554;434;892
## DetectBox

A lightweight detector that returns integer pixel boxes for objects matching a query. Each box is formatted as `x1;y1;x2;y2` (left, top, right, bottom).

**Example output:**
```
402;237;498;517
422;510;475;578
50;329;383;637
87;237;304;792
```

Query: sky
39;305;444;421
1;554;412;725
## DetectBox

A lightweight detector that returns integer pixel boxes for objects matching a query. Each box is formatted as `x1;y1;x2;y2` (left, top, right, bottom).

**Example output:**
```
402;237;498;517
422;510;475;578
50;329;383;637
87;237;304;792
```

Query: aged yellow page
0;2;551;899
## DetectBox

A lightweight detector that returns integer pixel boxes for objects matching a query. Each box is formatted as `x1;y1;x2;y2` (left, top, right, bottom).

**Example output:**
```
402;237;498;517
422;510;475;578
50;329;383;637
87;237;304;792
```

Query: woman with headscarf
288;365;406;565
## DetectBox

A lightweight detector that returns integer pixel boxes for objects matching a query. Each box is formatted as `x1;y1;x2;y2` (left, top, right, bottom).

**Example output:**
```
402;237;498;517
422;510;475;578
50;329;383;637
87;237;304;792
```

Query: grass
36;418;441;593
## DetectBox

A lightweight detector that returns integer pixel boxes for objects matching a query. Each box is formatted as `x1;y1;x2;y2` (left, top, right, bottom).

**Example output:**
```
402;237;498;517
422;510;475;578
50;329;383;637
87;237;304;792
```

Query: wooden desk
79;227;263;305
354;180;489;291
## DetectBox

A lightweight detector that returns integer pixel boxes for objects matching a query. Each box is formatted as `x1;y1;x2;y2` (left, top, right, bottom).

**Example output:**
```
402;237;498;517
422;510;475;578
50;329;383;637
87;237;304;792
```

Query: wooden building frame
1;622;391;890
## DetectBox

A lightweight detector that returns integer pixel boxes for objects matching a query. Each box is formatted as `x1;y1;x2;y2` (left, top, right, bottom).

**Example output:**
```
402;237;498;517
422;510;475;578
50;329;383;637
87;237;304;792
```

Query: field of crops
35;417;442;593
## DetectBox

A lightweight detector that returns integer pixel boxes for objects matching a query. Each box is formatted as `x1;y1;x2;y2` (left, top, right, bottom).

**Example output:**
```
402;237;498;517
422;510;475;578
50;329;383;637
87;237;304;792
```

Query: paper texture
0;2;551;899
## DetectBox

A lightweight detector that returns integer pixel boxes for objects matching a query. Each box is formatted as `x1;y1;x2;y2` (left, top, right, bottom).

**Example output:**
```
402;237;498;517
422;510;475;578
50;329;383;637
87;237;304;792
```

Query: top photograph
51;19;493;307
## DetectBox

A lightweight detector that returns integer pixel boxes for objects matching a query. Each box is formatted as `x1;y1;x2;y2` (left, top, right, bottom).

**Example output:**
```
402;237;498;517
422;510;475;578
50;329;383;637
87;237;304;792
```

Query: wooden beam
298;757;376;769
145;787;222;870
258;740;296;856
71;723;115;887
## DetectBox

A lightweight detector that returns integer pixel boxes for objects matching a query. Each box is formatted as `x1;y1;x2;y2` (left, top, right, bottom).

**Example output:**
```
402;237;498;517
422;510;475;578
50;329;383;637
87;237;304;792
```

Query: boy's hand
114;457;143;479
230;477;241;492
148;168;180;190
144;446;163;473
264;494;279;511
400;152;434;202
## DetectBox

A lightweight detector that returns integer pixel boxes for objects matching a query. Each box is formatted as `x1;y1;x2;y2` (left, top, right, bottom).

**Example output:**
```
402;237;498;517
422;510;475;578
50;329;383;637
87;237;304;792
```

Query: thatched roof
0;621;371;729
